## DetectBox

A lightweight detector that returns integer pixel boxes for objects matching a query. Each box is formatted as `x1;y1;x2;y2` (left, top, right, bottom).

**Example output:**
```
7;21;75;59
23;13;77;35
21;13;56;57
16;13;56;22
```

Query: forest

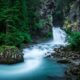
0;0;80;80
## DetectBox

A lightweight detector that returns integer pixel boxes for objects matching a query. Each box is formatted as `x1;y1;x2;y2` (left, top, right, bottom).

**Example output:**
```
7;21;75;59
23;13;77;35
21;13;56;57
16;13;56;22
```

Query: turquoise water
0;27;67;80
0;58;67;80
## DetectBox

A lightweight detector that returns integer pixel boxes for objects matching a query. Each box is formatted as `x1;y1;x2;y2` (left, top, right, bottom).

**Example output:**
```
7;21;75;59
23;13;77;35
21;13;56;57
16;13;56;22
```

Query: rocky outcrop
64;0;80;32
31;0;55;42
0;46;24;64
39;0;55;36
51;46;80;64
65;64;80;80
48;46;80;80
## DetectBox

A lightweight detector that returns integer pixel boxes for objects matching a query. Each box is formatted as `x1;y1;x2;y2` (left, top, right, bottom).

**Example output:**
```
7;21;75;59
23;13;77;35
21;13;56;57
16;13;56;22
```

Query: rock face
52;46;80;63
50;46;80;80
39;0;55;36
65;64;80;80
31;0;55;42
0;46;24;64
64;0;80;32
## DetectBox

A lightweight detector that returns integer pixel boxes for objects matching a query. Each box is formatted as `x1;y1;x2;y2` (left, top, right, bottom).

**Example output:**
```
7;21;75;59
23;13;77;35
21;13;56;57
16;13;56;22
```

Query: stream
0;27;67;80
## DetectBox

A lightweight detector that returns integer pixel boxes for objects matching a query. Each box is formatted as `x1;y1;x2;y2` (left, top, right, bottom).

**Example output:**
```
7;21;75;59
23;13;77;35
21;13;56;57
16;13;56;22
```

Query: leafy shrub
5;32;32;46
68;32;80;50
0;31;32;47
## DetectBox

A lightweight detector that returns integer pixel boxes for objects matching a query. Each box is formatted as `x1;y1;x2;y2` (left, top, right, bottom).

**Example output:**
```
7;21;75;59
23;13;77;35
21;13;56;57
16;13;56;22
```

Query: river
0;27;67;80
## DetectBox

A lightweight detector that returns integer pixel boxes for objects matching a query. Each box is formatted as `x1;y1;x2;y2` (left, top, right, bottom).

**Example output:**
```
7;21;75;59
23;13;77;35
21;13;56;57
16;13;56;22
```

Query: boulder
0;45;24;64
57;58;70;64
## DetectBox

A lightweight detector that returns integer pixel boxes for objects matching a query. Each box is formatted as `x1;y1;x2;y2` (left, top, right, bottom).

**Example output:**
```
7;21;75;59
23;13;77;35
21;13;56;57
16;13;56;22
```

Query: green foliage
0;32;32;46
0;45;17;54
68;32;80;50
0;0;41;46
46;32;52;38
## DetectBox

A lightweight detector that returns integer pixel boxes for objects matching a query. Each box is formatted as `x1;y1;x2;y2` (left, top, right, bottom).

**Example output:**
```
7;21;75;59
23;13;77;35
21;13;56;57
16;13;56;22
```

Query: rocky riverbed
0;46;24;64
46;46;80;80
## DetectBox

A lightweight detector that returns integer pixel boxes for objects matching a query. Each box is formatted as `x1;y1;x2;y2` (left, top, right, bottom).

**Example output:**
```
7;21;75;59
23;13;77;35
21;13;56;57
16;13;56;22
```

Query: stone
57;58;70;64
0;45;24;64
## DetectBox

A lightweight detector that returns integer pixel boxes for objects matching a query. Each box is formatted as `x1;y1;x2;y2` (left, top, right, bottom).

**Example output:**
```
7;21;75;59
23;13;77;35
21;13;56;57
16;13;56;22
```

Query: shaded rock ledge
0;46;24;64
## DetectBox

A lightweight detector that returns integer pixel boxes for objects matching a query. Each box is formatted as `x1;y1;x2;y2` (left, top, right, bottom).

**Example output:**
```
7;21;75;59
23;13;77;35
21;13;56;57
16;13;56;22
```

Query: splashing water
23;27;67;58
0;27;67;80
52;27;67;45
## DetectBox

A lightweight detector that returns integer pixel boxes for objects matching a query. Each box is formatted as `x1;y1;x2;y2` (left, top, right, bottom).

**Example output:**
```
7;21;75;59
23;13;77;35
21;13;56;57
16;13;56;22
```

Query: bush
0;31;32;47
68;32;80;50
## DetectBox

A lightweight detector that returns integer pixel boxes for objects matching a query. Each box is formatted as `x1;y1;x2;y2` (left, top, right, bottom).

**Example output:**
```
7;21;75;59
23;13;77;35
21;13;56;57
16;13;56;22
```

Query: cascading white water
0;27;67;80
23;27;67;59
52;27;67;45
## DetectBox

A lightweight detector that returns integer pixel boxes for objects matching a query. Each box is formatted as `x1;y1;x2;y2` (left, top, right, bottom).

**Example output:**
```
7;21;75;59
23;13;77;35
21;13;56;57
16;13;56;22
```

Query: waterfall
0;27;67;80
23;27;67;58
52;27;67;45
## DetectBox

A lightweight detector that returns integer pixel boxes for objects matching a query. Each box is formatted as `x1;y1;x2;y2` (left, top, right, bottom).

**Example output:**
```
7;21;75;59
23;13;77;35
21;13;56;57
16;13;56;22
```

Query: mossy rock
0;45;24;64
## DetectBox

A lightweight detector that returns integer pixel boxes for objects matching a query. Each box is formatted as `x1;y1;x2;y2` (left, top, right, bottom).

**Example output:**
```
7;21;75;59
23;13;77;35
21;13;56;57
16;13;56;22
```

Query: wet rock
70;67;79;75
65;64;80;80
70;60;80;66
57;58;70;64
52;46;80;62
44;44;80;80
45;53;51;58
50;46;80;79
0;45;24;64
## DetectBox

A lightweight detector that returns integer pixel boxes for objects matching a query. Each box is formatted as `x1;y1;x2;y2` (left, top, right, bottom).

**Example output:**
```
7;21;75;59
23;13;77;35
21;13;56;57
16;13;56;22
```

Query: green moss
0;45;23;64
0;45;19;54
